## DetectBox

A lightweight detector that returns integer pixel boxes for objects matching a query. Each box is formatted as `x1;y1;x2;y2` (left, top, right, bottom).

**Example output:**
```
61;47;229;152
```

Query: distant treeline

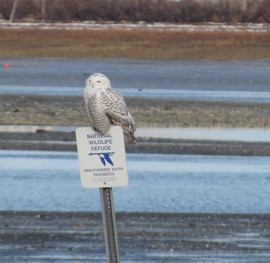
1;0;270;23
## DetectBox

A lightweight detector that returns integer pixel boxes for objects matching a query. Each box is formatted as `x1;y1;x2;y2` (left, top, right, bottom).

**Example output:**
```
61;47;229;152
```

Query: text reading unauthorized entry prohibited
76;126;128;188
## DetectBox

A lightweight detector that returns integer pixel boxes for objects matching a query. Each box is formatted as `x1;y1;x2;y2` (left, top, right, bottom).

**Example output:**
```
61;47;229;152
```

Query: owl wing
100;88;136;142
100;88;129;124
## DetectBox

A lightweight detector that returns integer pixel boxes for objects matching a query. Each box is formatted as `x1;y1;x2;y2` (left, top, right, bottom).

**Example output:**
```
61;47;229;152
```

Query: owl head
86;73;111;90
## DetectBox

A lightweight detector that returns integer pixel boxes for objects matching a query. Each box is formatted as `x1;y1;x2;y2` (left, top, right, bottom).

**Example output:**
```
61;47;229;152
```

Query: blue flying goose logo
89;152;115;166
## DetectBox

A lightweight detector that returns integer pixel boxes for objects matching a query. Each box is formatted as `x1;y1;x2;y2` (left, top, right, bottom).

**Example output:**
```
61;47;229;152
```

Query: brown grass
1;28;270;59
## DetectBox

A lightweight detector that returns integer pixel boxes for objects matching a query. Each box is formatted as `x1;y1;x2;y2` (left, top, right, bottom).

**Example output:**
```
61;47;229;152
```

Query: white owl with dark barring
83;73;136;144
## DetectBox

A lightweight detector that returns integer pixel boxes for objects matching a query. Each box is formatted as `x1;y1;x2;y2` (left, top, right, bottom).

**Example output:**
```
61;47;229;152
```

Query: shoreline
1;94;270;155
1;130;270;156
1;21;270;33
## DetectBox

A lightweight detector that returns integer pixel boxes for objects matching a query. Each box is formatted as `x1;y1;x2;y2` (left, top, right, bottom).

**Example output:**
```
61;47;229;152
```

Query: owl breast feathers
83;73;136;144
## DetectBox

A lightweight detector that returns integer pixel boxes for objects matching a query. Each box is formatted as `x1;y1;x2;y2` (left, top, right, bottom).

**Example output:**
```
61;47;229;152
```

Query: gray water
1;58;270;101
1;150;269;213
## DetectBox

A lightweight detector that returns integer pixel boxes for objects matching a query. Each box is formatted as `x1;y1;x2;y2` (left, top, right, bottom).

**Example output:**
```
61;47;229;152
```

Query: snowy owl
83;73;136;144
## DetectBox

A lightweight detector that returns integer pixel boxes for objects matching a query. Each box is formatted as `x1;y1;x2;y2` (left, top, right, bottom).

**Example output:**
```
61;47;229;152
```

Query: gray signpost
76;126;128;262
100;188;120;263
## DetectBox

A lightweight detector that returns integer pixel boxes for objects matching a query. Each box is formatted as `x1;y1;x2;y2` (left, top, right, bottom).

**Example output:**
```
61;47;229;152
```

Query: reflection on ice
137;127;270;142
0;150;270;213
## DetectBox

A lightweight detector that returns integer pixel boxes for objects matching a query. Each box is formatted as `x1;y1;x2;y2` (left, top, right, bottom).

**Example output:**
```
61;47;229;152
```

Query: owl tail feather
124;132;136;145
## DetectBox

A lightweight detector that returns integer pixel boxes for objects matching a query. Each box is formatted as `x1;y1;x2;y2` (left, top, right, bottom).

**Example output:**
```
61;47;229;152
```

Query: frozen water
0;150;269;213
1;58;270;102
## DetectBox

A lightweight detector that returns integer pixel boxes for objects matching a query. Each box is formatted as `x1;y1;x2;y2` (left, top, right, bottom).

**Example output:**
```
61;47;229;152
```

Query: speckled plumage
83;73;136;144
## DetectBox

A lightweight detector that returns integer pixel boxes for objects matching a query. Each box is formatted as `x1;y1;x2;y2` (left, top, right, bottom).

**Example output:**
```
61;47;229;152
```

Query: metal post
9;0;19;23
99;187;120;263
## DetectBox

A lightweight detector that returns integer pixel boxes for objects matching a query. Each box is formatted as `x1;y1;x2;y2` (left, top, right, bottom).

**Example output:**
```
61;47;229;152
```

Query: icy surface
0;150;269;213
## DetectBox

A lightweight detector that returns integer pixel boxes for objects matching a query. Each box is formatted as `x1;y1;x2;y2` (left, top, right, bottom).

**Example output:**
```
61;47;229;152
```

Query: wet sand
0;211;270;262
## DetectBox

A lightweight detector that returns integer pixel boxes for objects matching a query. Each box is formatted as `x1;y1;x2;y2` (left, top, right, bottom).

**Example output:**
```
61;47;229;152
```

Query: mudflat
1;94;270;155
1;94;270;128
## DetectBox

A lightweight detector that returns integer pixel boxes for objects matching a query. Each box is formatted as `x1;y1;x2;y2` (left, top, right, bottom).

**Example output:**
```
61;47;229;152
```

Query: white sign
76;126;128;188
